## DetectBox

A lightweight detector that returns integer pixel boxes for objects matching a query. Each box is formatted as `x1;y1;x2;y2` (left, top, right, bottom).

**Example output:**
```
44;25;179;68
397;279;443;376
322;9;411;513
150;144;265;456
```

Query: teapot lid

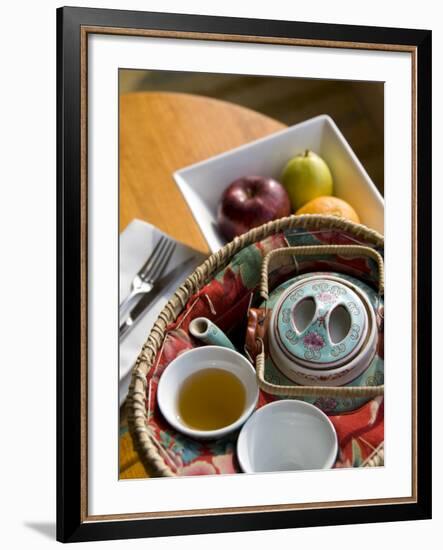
274;277;368;369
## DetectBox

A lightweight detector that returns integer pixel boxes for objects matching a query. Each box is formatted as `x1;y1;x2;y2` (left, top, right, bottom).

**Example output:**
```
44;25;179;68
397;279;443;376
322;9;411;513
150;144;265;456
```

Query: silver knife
119;257;195;340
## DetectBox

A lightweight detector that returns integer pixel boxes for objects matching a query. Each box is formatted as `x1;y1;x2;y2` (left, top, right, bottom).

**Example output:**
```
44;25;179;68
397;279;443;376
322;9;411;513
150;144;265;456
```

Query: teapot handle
260;244;384;300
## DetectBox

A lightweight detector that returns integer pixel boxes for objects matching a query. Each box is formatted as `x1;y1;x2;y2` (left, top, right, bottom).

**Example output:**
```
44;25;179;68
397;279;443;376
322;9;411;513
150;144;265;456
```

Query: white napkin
119;219;205;405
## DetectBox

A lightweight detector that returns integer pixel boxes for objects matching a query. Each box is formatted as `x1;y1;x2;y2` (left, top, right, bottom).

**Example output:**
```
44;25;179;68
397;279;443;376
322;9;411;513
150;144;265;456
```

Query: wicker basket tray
127;214;384;477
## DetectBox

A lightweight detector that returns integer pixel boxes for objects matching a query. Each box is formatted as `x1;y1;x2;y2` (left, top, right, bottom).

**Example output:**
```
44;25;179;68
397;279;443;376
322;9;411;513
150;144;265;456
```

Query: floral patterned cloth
141;227;384;476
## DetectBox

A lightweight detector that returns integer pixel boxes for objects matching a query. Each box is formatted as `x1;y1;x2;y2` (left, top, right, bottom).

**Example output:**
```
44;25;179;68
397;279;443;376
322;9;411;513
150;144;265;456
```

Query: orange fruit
295;196;360;224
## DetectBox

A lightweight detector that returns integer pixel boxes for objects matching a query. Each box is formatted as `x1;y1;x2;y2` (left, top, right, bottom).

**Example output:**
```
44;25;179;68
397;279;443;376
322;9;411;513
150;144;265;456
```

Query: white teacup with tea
157;346;259;440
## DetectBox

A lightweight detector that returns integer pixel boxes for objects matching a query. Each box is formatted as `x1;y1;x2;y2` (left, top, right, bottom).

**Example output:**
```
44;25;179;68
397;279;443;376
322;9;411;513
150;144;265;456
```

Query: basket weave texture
127;215;385;477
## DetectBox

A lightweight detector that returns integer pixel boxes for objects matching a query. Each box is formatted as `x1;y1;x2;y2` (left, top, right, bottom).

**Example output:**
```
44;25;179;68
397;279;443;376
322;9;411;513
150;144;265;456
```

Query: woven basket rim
126;214;384;477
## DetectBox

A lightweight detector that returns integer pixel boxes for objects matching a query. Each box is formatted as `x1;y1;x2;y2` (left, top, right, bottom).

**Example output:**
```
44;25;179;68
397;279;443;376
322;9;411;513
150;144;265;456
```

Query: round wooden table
120;91;285;254
119;92;284;479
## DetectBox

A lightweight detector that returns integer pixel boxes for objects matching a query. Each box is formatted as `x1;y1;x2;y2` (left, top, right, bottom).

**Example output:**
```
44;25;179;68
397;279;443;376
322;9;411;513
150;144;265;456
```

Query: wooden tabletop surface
120;92;285;254
119;92;285;478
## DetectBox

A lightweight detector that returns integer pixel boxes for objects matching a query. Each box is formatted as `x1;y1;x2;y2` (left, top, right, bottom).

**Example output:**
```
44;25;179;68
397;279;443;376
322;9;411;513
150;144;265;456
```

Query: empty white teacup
237;400;338;473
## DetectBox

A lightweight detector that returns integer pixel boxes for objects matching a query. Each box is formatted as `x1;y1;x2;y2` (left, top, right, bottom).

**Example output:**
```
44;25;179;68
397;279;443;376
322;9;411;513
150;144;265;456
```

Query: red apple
217;176;291;241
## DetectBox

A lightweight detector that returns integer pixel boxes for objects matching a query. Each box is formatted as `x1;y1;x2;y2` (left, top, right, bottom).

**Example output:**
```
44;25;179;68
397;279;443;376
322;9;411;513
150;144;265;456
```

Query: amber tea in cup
177;368;246;431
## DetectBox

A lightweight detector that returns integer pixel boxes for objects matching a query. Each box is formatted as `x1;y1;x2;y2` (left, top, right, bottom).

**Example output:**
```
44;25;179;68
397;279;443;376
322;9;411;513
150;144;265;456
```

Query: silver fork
120;236;176;315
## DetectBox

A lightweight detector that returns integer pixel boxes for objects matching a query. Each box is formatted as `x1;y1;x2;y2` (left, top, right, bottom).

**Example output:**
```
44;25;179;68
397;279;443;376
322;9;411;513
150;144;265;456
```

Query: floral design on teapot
350;323;361;340
289;289;304;301
303;331;325;360
313;397;338;413
281;308;291;324
316;291;336;304
312;282;329;292
347;301;360;316
303;331;325;350
331;342;346;357
285;329;299;344
330;285;347;297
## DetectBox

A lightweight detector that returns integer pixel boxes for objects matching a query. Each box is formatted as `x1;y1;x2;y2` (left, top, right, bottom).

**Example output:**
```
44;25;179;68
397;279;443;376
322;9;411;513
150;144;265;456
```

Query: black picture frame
57;6;432;543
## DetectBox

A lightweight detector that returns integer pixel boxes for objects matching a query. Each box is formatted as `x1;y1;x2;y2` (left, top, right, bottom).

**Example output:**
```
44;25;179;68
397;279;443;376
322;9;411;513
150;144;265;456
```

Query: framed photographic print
57;6;432;543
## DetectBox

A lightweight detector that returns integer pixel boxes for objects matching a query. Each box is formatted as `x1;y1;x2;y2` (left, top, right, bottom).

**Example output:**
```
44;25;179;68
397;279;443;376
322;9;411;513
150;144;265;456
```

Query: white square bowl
174;114;384;252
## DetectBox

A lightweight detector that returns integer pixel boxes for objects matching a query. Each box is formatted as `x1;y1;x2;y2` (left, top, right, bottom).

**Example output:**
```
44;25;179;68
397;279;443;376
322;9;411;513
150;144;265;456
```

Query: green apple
281;150;333;210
